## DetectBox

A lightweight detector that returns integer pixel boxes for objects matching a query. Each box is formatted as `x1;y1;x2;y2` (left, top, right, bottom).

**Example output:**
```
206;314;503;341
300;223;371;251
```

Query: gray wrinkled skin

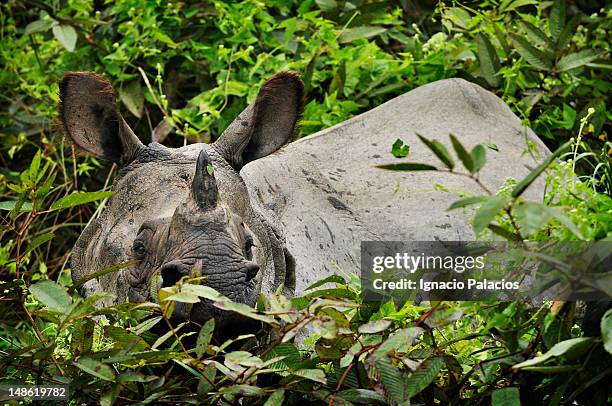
74;144;284;322
62;71;301;324
242;78;551;294
61;72;550;324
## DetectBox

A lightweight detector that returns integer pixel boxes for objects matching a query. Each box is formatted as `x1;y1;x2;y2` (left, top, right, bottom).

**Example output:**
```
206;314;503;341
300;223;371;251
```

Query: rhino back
241;78;550;293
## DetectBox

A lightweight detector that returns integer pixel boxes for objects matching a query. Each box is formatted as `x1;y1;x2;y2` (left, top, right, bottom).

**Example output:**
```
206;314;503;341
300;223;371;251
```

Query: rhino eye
133;240;147;260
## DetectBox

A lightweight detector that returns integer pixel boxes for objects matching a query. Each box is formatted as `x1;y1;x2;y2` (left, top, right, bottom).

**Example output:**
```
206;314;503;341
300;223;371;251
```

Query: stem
162;316;190;358
138;67;172;121
217;48;235;115
328;362;355;406
20;298;65;375
504;206;525;240
572;109;595;173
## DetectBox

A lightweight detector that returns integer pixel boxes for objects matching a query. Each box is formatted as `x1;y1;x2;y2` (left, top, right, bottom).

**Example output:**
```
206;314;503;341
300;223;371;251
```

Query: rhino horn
191;150;218;210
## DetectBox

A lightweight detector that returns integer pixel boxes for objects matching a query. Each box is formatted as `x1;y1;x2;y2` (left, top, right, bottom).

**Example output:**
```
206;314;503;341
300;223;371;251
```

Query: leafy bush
5;256;611;404
1;1;611;405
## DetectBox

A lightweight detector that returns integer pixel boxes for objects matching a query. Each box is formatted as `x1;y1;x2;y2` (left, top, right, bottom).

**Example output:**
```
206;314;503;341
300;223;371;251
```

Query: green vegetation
0;1;610;405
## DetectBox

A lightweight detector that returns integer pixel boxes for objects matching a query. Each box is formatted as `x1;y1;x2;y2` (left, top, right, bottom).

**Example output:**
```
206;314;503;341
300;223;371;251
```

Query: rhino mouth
161;266;259;323
125;258;260;322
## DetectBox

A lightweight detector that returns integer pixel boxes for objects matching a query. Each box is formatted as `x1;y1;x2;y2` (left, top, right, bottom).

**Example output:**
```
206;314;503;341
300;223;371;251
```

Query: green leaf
213;298;276;324
406;356;444;398
520;20;552;47
118;371;156;383
337;389;386;404
305;287;352;300
561;103;576;129
329;60;346;96
72;318;95;355
493;22;511;55
305;274;346;290
487;224;522;241
391;138;410;158
442;7;474;30
196;318;215;358
177;358;207;380
119;80;144;118
52;24;77;52
508;33;553;70
72;260;136;291
310;316;338;339
154;31;176;47
262;342;301;371
549;0;565;43
318;307;349;328
100;384;120;406
491;387;521;406
263;389;285;406
377;163;438;171
545;206;583;239
417;134;455;170
197;364;217;396
484;143;499;152
477;33;500;87
218;384;265;397
556;50;601;72
358;319;392;334
513;202;551;236
471;144;487;172
36;170;57;210
105;326;148;352
24;233;54;257
515;365;579;373
292;368;327;384
30;280;72;312
511;141;571;198
473;196;509;235
50;191;113;210
499;0;539;12
181;284;225;301
0;201;33;212
315;0;337;12
74;357;116;381
602;308;612;355
512;337;594;369
448;196;489;210
152;322;187;349
339;26;388;44
225;351;263;367
24;19;55;35
556;15;580;51
29;150;42;183
163;291;200;303
449;134;475;172
376;357;406;403
131;316;162;335
376;327;424;356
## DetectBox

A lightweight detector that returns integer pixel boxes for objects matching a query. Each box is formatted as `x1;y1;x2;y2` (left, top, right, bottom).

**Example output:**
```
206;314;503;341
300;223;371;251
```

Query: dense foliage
0;1;610;405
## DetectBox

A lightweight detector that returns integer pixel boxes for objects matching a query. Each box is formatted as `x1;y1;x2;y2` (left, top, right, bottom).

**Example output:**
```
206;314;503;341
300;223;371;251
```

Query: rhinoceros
60;71;548;324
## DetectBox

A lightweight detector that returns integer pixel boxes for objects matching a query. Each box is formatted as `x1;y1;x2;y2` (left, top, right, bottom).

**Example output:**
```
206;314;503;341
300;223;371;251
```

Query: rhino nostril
244;262;259;281
160;262;188;288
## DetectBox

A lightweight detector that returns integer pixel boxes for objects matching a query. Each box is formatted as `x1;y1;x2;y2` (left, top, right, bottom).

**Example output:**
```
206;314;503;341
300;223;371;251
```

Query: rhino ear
214;71;304;169
59;72;143;166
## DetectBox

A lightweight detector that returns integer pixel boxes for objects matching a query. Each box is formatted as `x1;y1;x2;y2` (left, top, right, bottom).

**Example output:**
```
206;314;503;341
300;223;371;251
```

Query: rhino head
60;71;303;323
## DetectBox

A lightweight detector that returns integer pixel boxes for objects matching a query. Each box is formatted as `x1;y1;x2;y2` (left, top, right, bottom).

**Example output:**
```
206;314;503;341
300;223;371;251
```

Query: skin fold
61;71;303;325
